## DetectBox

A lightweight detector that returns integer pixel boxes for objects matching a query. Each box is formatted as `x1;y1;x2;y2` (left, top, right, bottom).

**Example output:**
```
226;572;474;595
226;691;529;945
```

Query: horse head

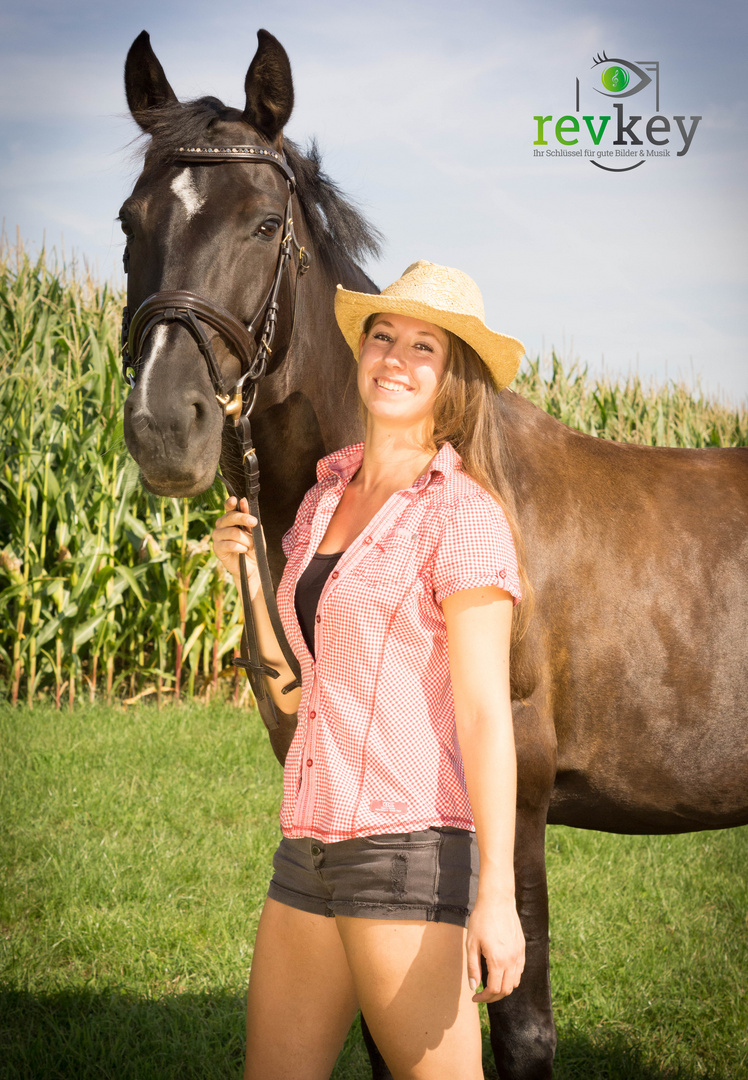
121;30;300;497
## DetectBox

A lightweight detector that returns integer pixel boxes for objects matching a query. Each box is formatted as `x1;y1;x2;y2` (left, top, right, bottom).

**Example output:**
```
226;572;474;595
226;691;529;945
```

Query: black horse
120;29;748;1079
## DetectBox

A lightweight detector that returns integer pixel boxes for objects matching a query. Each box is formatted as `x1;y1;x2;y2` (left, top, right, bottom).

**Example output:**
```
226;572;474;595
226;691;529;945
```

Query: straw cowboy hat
334;260;525;391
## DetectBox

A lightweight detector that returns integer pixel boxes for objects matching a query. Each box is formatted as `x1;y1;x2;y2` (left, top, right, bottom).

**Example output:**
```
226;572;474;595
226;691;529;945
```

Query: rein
121;144;309;731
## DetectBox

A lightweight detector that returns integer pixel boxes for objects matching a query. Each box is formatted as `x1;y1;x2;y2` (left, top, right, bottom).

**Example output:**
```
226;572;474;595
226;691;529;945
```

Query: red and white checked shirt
276;440;521;842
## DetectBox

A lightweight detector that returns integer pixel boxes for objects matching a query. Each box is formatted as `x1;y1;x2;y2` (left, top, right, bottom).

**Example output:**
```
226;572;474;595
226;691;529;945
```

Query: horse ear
125;30;178;132
243;30;294;144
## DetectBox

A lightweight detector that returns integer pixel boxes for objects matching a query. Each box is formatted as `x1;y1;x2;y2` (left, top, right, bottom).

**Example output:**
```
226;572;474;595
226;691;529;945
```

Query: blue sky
2;0;746;403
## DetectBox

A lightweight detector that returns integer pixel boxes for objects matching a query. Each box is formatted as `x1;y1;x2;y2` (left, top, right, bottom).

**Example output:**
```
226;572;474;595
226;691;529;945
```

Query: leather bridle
120;144;309;731
121;144;309;415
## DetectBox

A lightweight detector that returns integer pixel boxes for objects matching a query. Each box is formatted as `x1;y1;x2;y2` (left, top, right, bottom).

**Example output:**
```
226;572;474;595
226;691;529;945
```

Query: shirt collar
316;442;365;483
316;440;462;489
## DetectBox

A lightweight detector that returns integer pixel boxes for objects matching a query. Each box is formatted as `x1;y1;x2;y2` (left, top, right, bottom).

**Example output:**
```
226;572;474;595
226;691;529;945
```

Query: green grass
546;829;748;1080
2;704;746;1079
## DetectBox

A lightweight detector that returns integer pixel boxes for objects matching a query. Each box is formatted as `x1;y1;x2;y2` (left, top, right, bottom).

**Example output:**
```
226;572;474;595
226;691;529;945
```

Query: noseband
121;144;309;730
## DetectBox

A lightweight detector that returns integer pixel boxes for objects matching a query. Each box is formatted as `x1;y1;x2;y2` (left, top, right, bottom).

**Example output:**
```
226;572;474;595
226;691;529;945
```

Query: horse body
503;393;748;834
120;29;748;1080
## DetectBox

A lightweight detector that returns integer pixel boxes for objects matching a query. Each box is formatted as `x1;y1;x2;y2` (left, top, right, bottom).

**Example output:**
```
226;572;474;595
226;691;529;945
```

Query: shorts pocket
362;830;441;847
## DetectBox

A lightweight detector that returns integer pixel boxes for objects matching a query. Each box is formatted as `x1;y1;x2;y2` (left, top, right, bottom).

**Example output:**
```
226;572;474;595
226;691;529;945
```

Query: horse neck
269;219;377;452
219;233;377;578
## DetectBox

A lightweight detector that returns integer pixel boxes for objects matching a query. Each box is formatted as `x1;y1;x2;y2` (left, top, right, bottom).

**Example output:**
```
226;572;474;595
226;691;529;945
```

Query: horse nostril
193;400;204;423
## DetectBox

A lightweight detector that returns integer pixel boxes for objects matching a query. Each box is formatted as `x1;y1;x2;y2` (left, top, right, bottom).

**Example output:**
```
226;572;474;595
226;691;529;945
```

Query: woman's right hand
212;496;259;585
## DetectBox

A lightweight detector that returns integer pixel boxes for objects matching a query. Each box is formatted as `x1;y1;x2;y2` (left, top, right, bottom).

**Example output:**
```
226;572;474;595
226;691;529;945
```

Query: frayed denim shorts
267;827;479;928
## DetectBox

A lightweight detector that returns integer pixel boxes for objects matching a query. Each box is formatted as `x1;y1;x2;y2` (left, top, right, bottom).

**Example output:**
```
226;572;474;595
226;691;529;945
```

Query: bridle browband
121;144;309;730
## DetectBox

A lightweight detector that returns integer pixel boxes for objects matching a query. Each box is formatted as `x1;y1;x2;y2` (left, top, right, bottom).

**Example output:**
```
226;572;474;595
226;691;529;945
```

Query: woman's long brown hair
431;329;533;650
362;316;533;651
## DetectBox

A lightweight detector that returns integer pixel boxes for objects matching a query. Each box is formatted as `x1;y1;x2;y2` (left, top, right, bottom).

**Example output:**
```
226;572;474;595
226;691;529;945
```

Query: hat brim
334;285;525;391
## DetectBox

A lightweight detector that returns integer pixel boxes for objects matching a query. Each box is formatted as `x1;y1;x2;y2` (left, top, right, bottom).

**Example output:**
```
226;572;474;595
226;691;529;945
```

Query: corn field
0;242;244;709
1;241;746;706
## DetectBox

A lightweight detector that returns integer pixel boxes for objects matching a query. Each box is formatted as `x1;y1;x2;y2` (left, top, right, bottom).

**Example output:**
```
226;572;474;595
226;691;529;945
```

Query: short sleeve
432;493;522;605
281;485;319;557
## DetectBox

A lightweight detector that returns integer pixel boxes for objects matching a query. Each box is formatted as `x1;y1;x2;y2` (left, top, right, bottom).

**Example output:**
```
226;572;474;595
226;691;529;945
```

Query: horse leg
486;698;556;1079
486;805;555;1078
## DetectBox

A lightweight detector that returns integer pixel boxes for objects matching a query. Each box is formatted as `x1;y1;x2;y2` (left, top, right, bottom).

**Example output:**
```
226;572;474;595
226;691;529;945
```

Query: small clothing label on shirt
369;800;409;814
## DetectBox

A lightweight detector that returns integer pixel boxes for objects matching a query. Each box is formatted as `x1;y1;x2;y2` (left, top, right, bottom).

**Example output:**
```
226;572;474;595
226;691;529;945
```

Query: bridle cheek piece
120;144;310;730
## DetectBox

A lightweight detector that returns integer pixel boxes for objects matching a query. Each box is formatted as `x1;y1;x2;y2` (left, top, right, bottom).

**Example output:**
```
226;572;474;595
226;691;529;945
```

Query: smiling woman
212;258;529;1079
357;313;448;434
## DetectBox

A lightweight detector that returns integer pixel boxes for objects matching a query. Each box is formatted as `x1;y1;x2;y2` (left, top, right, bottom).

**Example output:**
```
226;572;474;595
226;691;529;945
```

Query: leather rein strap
120;144;308;731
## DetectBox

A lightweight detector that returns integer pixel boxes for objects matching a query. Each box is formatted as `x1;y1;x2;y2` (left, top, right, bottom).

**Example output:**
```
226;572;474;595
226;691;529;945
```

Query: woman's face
357;313;449;433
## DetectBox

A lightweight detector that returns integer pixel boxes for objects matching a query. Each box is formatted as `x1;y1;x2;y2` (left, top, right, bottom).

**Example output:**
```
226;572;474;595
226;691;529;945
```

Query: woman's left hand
466;894;526;1003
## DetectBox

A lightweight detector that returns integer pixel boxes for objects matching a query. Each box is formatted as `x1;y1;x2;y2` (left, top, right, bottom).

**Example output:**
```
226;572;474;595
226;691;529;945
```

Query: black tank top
294;552;343;659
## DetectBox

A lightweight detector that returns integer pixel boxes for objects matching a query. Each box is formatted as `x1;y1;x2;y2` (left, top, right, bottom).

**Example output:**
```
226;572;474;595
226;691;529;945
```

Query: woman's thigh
336;916;484;1080
244;897;359;1080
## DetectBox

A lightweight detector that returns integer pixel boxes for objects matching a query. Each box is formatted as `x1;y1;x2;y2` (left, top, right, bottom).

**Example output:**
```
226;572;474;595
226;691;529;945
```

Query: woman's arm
212;496;302;714
442;586;525;1002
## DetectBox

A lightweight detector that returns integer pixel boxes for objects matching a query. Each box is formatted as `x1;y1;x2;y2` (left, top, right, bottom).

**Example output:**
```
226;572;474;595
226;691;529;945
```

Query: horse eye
258;219;280;238
119;216;134;240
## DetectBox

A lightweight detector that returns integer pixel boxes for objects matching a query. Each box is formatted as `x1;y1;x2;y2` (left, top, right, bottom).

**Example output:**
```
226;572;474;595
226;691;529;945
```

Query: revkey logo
532;52;701;172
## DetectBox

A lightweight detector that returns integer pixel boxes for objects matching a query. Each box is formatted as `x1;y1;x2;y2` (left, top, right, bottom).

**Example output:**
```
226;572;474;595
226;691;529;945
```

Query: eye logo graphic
591;52;656;101
532;50;701;172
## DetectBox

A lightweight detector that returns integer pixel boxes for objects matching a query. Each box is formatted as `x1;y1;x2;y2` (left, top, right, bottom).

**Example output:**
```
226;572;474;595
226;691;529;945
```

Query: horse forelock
135;98;247;165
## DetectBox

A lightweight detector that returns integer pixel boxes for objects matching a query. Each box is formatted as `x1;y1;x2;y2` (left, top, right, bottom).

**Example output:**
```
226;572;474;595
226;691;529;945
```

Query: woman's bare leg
244;898;359;1080
336;917;483;1080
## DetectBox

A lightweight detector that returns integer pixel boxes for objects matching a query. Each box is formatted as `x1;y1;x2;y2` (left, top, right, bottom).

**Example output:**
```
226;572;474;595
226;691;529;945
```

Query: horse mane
135;97;382;280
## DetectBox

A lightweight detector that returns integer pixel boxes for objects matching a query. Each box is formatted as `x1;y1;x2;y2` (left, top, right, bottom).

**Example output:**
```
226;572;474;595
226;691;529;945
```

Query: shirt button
364;536;372;544
306;758;313;767
331;571;339;579
315;614;321;623
309;710;316;719
499;569;507;579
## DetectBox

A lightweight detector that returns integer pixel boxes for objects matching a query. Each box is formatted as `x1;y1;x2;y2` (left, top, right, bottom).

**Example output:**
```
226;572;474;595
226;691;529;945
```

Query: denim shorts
267;827;479;927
